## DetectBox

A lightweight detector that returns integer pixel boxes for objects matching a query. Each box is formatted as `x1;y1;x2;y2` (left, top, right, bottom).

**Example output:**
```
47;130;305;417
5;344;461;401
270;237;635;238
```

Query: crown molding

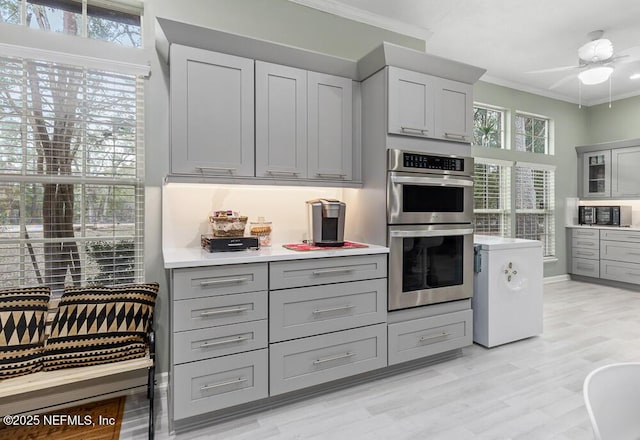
288;0;432;42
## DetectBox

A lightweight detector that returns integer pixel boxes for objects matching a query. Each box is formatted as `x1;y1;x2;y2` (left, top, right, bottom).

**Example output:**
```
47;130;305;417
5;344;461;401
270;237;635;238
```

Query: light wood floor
120;280;640;439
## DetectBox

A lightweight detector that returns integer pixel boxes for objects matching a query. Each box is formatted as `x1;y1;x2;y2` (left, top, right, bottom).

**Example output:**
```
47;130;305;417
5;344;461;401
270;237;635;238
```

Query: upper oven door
387;171;474;224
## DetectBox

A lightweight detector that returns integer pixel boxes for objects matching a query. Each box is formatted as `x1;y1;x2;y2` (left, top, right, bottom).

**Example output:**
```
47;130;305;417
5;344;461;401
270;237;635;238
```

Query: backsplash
162;183;347;248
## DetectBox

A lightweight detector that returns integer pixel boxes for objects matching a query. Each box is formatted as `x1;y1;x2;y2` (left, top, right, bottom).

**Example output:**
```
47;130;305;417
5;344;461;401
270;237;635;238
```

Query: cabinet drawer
571;258;600;278
600;260;640;285
388;310;472;366
600;229;640;243
571;228;599;240
173;320;267;364
572;247;599;260
173;291;267;332
601;240;640;264
172;263;268;300
269;254;387;290
269;324;387;396
173;349;268;420
571;237;599;250
270;279;386;342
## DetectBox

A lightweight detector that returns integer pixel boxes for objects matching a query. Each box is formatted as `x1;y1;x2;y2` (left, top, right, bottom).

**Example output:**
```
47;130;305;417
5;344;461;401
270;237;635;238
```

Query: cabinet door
387;66;435;138
170;45;254;176
255;62;307;179
308;72;353;181
582;150;610;198
611;146;640;197
435;78;473;143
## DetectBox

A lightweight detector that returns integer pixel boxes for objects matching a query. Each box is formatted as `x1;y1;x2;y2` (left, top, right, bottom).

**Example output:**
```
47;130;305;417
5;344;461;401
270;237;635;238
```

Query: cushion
43;282;158;371
0;286;50;379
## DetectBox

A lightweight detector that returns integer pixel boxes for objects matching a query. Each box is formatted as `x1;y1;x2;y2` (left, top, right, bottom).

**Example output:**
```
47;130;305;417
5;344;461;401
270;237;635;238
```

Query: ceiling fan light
578;38;614;62
578;66;614;85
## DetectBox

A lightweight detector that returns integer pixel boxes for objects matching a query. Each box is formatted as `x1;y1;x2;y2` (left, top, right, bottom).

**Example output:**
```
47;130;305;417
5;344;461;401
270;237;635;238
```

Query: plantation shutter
0;55;145;296
515;162;555;257
473;158;511;237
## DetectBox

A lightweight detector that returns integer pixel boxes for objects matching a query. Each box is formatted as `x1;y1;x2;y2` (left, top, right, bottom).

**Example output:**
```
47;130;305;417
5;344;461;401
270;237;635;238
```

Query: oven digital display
403;153;464;171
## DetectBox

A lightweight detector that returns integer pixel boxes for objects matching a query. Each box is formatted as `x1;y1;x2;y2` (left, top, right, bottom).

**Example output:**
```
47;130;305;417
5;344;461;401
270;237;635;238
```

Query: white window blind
0;55;145;296
473;159;511;236
515;163;555;256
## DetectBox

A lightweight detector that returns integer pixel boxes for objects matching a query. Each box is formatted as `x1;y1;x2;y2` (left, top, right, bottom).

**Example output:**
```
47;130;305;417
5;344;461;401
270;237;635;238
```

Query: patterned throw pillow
0;286;50;379
43;283;158;371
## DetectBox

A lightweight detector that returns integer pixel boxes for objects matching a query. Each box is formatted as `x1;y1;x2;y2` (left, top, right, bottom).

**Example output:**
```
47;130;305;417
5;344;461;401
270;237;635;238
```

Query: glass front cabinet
582;150;611;198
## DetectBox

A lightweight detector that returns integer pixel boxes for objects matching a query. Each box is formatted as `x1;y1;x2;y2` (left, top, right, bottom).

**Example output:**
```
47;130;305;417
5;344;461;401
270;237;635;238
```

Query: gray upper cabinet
387;66;435;138
581;150;611;198
611;146;640;198
255;61;307;179
308;72;353;181
170;45;255;177
435;78;473;143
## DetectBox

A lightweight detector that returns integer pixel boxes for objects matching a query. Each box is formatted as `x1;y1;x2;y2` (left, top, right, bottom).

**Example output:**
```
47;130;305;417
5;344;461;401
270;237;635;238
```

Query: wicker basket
209;215;248;237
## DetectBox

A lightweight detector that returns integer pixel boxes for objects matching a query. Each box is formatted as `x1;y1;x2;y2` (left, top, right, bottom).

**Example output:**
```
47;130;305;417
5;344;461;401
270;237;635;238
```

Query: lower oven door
388;224;474;311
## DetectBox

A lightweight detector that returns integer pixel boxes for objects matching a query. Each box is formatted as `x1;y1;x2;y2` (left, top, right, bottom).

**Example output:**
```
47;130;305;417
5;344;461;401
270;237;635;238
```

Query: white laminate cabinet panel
571;228;600;240
600;229;640;243
387;310;472;366
600;260;640;285
571;257;600;278
269;324;387;396
172;263;268;300
173;349;268;420
571;237;599;250
173;291;267;332
600;240;640;264
269;254;387;290
269;279;386;343
173;320;268;364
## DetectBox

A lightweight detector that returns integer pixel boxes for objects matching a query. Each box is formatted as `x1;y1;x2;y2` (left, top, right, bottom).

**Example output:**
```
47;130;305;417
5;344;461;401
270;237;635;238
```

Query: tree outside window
473;105;505;148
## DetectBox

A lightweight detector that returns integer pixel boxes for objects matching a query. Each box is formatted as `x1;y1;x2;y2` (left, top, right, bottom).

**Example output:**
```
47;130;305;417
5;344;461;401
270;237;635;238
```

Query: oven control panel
403;152;465;171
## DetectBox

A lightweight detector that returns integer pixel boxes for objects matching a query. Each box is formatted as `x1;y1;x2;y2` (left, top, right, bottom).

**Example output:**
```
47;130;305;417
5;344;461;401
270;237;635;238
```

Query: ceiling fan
530;30;640;89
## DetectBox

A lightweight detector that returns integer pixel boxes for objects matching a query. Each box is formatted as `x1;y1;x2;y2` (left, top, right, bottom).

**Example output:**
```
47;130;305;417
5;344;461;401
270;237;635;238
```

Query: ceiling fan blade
613;46;640;64
549;73;578;89
526;65;580;74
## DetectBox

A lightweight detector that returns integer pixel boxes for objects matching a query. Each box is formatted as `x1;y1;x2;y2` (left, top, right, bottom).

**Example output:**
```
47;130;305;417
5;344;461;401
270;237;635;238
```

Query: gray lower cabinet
572;258;600;278
388;310;472;365
600;259;640;284
269;324;387;395
569;228;600;278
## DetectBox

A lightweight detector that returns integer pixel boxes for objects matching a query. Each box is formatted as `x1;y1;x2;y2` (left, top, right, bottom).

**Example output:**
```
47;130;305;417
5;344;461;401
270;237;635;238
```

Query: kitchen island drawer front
571;237;599;250
173;349;268;420
173;320;267;364
173;291;267;332
173;263;268;300
600;260;640;285
571;258;600;278
388;310;472;366
269;324;387;395
270;279;386;342
600;229;640;243
270;254;387;290
572;248;599;260
572;228;600;240
601;240;640;264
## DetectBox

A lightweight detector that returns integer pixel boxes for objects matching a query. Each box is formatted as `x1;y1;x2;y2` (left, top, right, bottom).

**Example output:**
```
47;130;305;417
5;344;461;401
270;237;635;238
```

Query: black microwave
579;205;632;226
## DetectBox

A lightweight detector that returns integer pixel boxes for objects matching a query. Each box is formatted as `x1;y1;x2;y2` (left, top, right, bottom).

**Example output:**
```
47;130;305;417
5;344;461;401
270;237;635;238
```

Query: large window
0;55;145;295
515;112;550;154
473;159;511;236
473;104;505;148
515;163;555;257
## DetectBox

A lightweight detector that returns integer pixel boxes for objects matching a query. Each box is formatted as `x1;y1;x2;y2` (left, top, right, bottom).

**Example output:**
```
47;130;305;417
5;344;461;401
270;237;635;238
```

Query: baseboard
544;274;570;284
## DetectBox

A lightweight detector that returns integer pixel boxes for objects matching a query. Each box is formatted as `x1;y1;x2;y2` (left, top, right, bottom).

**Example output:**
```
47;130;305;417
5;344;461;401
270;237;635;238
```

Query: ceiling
290;0;640;106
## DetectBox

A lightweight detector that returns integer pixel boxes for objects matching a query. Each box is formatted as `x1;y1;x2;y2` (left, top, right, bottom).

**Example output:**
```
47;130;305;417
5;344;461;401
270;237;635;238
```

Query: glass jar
249;217;272;247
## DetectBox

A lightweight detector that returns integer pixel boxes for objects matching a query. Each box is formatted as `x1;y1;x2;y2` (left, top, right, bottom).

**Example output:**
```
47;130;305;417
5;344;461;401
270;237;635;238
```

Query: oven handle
390;175;473;187
390;228;474;238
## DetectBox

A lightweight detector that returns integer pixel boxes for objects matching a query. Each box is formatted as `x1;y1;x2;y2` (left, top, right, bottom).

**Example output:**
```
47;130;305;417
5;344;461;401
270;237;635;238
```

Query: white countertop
566;224;640;231
163;243;389;269
474;234;542;250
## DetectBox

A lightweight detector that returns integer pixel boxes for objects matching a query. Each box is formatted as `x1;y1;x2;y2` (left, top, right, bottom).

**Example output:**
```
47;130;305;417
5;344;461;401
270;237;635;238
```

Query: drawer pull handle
313;351;354;365
419;332;449;342
628;252;640;256
199;277;249;287
200;377;247;392
577;241;594;246
266;170;300;176
577;264;594;271
576;251;595;256
577;231;596;236
200;336;249;348
401;126;429;134
443;132;468;140
311;268;354;276
315;172;347;179
312;304;354;315
195;166;236;174
200;307;248;317
626;272;640;277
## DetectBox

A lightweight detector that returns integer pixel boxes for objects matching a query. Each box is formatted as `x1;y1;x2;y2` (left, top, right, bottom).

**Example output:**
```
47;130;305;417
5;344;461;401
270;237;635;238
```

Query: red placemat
283;241;369;251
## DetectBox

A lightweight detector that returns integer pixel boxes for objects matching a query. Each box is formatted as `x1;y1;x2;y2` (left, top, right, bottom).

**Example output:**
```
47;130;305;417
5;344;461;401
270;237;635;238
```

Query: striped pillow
43;283;158;371
0;286;50;379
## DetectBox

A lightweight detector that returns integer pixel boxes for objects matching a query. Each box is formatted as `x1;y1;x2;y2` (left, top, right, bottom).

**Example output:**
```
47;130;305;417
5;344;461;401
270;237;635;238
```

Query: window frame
514;111;552;155
473;103;507;149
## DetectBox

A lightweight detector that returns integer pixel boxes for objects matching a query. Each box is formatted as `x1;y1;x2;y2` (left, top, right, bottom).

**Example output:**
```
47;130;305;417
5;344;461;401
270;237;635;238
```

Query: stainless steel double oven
387;149;474;311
